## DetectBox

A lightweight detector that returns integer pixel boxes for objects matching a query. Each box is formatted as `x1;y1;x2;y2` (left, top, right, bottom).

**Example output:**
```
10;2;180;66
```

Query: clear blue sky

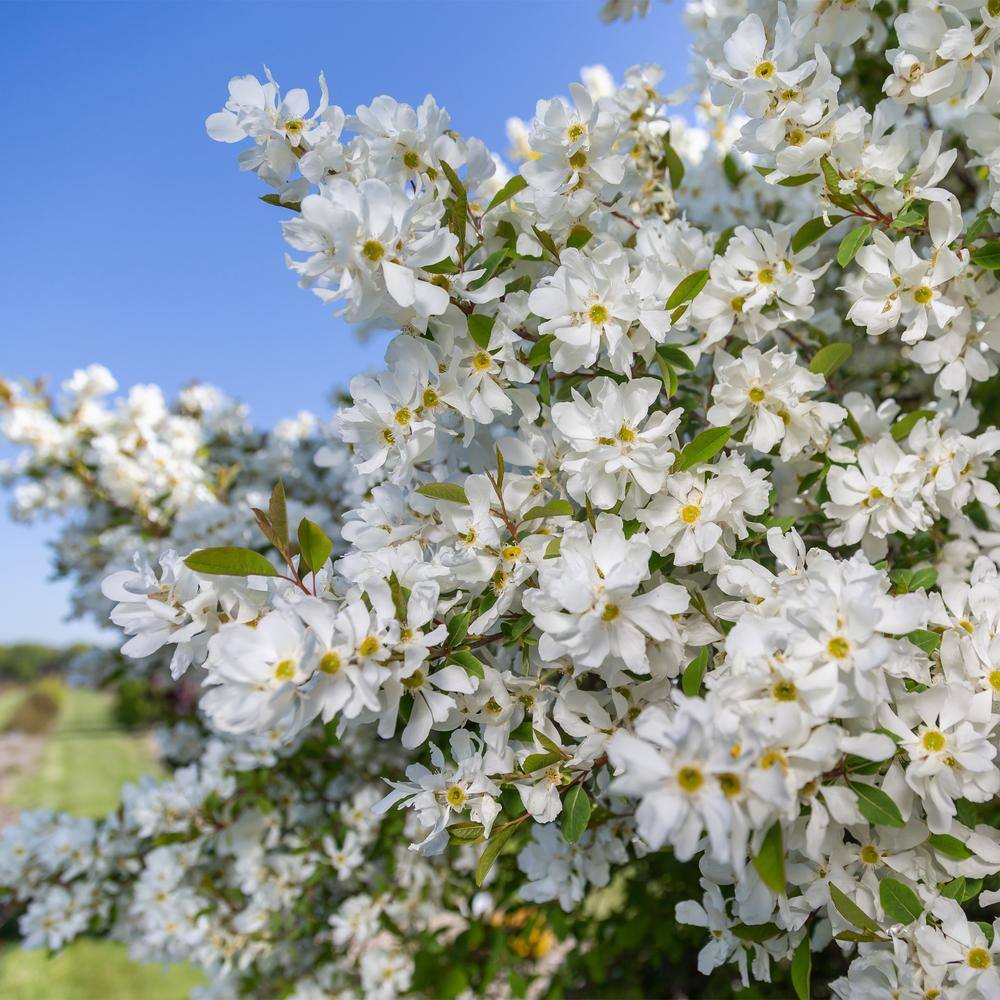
0;0;688;644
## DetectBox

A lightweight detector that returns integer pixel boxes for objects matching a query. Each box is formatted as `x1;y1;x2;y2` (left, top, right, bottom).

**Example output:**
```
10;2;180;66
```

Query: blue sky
0;0;688;644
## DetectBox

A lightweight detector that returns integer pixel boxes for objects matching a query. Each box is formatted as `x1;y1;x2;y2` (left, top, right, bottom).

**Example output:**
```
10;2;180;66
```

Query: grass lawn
9;686;160;816
0;940;204;1000
0;684;203;998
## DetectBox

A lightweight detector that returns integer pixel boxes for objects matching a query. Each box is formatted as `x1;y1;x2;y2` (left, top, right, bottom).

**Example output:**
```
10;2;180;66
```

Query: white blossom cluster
4;0;1000;994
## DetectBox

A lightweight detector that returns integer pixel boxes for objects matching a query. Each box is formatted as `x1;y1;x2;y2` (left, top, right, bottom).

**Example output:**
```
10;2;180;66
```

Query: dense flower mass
3;0;1000;995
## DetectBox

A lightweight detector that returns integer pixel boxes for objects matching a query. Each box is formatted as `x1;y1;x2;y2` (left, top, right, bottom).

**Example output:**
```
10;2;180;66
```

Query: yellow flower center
569;150;588;170
913;285;933;305
869;486;885;500
566;123;586;142
771;679;797;702
472;350;493;372
358;636;381;657
319;652;342;675
501;545;522;560
922;729;946;753
827;636;850;660
422;387;440;408
718;773;742;797
617;424;637;444
602;603;620;622
988;669;1000;693
731;296;745;313
394;406;412;426
754;60;776;80
860;844;880;865
757;267;774;285
588;303;609;325
445;785;466;808
381;428;396;446
748;386;766;403
681;504;701;524
402;149;421;170
362;239;385;262
968;947;991;970
284;119;305;134
274;659;296;682
401;669;425;690
677;765;705;793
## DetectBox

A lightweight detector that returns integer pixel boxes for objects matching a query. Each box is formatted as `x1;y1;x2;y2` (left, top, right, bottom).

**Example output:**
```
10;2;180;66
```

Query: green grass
0;684;203;999
0;688;24;728
9;686;162;816
0;940;203;1000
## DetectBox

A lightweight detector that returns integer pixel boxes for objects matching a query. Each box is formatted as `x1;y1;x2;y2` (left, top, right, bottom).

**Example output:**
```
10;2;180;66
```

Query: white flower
552;376;680;507
524;514;689;672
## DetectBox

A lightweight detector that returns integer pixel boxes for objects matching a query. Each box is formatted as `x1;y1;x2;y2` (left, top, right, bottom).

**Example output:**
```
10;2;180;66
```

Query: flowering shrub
4;0;1000;995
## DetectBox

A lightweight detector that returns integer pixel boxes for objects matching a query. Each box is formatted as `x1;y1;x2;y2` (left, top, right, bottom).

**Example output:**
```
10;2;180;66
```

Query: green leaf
522;751;562;773
440;162;469;259
681;647;710;697
522;499;574;521
971;242;1000;269
791;934;812;1000
468;248;511;289
674;427;730;472
834;929;889;943
966;208;994;244
467;313;495;350
714;225;736;255
562;785;592;844
485;174;528;214
526;334;554;367
908;568;938;592
476;824;519;885
417;483;469;504
446;612;471;648
531;225;560;262
665;270;710;310
422;256;461;275
777;171;820;187
879;877;922;924
502;613;535;644
940;876;968;900
268;480;289;553
566;225;593;250
764;515;797;531
258;193;301;212
448;649;485;679
723;153;741;186
891;409;934;441
657;357;678;398
297;519;333;574
533;729;567;757
829;883;882;934
837;224;872;267
448;821;485;843
184;547;279;577
808;342;853;376
820;156;857;212
251;507;283;554
753;821;786;894
661;139;685;189
850;782;905;828
927;833;974;860
655;344;696;372
791;215;846;254
907;629;941;654
731;922;781;942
